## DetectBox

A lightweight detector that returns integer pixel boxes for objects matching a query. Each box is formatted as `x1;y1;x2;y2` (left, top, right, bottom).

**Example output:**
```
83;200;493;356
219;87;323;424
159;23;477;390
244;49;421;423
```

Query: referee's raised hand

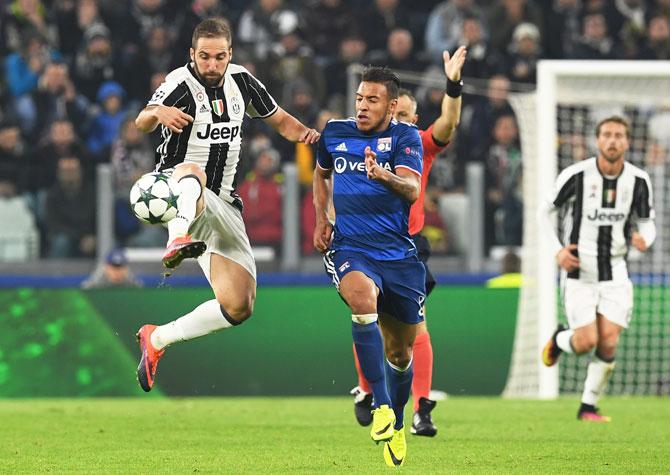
153;105;194;133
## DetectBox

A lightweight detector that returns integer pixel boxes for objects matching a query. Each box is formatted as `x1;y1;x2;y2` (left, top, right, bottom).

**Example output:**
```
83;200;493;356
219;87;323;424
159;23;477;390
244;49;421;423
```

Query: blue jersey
317;118;423;260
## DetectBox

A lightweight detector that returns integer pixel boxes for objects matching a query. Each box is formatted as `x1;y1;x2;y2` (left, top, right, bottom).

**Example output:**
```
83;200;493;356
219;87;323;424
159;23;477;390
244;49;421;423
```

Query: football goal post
504;60;670;398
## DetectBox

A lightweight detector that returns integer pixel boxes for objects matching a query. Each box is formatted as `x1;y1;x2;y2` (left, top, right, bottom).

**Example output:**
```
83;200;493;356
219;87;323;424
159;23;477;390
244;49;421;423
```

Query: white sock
150;299;236;349
168;175;201;243
581;357;616;406
556;329;575;353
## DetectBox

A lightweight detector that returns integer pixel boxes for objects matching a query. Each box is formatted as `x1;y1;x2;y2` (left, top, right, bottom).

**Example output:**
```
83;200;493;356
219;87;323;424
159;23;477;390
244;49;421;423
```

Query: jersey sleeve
239;70;278;119
394;126;423;177
421;125;448;160
316;124;333;169
632;172;655;220
147;76;188;107
550;166;578;208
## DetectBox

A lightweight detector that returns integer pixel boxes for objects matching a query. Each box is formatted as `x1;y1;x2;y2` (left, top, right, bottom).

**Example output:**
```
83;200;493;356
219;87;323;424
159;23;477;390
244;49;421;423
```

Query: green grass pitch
1;397;667;473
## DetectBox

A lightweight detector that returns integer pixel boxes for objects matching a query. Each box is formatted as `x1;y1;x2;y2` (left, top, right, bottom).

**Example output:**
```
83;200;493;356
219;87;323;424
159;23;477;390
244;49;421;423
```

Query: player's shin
351;314;392;407
168;175;202;242
581;351;616;407
151;299;239;350
386;358;413;430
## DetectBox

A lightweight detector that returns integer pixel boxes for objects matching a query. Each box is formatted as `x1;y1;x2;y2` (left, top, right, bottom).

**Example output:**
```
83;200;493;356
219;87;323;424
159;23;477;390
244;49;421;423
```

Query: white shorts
188;188;256;281
562;278;633;329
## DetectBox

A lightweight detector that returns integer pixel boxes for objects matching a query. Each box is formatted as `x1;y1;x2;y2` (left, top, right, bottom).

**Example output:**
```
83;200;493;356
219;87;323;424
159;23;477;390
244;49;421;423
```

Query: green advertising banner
0;287;519;397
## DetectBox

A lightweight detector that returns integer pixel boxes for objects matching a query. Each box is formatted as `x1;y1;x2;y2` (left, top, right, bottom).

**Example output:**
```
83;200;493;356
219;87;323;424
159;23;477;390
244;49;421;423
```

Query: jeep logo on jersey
334;156;393;174
586;209;626;222
196;123;240;142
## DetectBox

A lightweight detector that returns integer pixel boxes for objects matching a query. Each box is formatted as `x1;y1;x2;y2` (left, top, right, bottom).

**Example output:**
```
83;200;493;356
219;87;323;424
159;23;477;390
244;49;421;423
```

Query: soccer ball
129;172;180;224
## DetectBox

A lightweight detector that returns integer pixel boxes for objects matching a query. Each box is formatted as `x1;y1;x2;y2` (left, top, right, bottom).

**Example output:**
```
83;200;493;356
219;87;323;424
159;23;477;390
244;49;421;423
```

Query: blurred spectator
487;0;543;55
87;81;127;159
44;156;96;258
123;25;176;103
1;0;57;54
30;61;90;141
485;114;522;248
81;248;143;289
324;35;367;112
53;0;107;62
572;12;619;59
0;121;28;196
542;0;581;59
415;67;449;130
275;80;319;159
238;147;283;251
73;23;118;101
267;25;326;106
110;114;155;244
639;13;670;59
303;0;356;60
31;119;86;193
460;74;516;163
4;32;60;135
177;0;231;50
422;188;449;253
614;0;648;58
367;28;429;72
459;14;495;79
122;0;176;46
359;0;410;53
237;0;299;61
502;22;541;84
425;0;488;64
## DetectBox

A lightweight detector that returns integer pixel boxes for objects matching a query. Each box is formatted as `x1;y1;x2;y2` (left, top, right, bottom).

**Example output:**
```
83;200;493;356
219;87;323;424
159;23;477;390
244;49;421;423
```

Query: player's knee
217;294;254;323
573;331;598;353
346;293;377;315
386;349;412;369
174;163;206;183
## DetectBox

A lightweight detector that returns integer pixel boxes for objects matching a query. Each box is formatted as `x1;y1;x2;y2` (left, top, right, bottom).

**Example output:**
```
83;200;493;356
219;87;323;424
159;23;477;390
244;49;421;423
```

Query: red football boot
136;324;165;392
161;234;206;269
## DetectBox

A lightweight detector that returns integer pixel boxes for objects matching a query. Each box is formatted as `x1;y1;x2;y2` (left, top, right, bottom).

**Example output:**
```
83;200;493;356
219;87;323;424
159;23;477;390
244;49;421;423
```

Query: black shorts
411;233;436;296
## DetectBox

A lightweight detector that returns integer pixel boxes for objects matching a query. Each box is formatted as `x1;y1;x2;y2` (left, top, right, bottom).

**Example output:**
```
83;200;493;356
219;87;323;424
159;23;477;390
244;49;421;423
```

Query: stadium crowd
0;0;668;259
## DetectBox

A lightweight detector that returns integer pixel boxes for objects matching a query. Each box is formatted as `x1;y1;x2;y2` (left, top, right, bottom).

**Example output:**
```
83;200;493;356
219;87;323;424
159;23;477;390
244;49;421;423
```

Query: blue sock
386;359;413;429
352;321;391;407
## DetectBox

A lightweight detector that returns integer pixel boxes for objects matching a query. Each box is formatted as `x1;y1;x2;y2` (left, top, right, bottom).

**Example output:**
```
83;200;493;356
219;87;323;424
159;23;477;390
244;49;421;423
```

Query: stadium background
0;0;667;402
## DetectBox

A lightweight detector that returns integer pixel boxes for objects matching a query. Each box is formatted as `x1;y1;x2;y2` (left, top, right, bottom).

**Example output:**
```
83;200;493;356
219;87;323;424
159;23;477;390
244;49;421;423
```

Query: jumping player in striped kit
132;18;320;392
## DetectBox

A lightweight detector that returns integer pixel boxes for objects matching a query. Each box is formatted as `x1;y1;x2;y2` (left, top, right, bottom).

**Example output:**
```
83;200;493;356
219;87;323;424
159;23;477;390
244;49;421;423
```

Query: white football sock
168;175;201;242
150;299;236;350
556;329;575;353
581;357;616;406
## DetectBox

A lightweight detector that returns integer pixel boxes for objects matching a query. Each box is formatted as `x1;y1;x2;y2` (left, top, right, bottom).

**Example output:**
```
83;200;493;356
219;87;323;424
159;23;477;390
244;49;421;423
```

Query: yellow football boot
383;427;406;467
370;405;395;443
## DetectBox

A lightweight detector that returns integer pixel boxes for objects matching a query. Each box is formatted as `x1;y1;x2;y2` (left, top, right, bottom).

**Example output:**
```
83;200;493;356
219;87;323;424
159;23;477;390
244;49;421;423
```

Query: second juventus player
133;18;320;392
541;116;656;422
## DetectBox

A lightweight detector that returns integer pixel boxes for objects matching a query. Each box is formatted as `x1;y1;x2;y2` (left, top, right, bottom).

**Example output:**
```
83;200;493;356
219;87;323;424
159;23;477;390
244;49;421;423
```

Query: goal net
504;61;670;398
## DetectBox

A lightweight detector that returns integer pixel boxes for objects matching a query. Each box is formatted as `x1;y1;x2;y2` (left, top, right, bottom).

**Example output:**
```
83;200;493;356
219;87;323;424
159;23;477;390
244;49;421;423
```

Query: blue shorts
323;250;426;324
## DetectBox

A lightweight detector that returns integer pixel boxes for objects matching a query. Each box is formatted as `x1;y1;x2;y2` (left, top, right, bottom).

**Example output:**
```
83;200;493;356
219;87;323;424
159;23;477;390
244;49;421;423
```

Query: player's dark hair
361;66;400;99
398;88;417;105
192;18;232;49
595;116;630;139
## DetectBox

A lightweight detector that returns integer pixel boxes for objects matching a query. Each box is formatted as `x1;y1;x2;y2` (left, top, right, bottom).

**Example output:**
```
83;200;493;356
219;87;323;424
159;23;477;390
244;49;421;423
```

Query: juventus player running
133;18;320;392
541;116;656;421
351;46;466;437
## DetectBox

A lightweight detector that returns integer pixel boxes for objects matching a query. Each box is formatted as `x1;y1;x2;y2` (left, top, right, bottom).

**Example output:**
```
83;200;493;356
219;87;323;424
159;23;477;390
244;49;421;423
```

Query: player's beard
194;62;224;87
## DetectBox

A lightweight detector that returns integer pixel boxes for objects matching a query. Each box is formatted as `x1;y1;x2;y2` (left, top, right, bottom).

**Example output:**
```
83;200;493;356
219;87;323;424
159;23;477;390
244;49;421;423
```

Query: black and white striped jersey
147;62;278;210
543;157;655;283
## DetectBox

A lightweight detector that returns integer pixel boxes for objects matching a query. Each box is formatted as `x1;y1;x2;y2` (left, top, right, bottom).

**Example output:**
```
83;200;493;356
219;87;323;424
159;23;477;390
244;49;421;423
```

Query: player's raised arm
264;107;321;144
430;46;467;144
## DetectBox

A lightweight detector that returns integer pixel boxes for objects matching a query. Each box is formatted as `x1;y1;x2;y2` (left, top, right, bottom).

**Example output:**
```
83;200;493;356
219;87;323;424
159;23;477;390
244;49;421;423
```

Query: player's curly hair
192;18;232;49
361;66;400;99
